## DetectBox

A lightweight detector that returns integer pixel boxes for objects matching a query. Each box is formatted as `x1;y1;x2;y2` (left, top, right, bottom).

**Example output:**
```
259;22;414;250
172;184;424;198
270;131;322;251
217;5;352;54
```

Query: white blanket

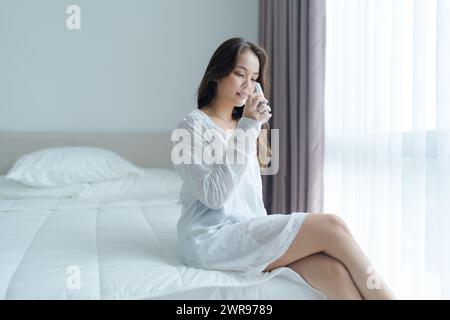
0;195;326;299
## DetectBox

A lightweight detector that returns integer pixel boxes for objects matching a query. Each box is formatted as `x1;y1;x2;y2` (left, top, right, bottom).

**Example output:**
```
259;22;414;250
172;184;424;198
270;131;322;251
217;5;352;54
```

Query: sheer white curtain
325;0;450;299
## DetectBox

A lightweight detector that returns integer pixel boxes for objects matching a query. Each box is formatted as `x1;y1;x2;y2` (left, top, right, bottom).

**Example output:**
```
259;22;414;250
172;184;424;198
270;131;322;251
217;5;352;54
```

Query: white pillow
75;168;182;200
0;176;88;199
6;147;143;187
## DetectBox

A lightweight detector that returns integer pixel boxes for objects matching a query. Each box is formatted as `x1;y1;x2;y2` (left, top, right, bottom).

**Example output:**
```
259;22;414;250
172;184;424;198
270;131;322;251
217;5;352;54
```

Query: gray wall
0;0;259;132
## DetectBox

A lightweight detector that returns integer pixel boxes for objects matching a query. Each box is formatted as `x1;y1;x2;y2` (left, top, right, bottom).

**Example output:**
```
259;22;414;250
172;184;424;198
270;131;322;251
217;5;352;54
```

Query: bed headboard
0;132;174;174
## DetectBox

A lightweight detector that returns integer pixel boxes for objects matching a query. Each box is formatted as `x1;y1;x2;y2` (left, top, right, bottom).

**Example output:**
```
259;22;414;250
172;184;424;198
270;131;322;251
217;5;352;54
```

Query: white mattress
0;190;326;299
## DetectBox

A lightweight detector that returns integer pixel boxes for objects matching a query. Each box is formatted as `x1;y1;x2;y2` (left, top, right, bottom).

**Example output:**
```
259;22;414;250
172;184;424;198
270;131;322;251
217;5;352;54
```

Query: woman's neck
201;101;238;131
203;98;235;122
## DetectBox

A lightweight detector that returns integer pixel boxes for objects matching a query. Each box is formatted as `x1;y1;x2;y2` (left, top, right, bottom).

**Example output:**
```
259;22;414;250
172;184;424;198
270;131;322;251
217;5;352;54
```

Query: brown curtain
259;0;326;214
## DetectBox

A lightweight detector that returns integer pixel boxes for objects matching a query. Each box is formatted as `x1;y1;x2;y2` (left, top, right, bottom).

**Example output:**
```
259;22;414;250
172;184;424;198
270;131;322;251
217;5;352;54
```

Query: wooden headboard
0;132;174;174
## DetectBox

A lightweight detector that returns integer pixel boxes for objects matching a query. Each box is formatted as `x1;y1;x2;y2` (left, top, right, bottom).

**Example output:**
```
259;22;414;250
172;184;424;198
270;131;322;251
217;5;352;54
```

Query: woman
171;37;395;300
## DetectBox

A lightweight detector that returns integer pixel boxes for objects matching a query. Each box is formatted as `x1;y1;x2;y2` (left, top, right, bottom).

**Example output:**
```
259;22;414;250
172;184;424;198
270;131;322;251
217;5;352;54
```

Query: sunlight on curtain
324;0;450;299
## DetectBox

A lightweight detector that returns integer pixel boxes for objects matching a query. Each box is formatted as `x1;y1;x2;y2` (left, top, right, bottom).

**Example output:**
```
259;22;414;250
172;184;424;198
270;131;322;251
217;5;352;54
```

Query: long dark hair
197;37;272;169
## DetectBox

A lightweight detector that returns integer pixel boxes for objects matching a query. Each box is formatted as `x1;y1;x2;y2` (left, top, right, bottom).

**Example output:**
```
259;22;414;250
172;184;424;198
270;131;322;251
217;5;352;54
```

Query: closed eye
236;73;257;82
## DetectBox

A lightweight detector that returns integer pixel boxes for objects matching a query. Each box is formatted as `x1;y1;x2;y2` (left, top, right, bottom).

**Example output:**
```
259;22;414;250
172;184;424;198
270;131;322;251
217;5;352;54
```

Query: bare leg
287;253;363;300
264;213;395;300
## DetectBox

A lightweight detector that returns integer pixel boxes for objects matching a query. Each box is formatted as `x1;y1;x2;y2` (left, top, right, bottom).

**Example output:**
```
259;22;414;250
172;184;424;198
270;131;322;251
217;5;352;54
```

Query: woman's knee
263;213;353;272
323;213;352;240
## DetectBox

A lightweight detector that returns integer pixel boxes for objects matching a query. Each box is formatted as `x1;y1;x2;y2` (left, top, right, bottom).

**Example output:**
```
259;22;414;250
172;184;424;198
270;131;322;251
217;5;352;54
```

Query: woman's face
216;50;260;107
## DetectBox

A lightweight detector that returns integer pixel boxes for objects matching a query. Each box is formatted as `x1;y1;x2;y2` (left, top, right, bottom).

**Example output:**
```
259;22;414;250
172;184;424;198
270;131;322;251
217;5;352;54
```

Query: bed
0;132;326;300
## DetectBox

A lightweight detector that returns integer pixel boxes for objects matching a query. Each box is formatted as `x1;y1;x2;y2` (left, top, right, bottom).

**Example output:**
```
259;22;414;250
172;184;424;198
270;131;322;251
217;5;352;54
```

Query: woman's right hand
242;93;272;123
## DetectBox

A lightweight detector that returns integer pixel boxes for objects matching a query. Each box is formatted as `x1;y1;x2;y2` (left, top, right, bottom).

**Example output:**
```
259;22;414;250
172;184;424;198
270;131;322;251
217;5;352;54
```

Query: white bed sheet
0;188;326;300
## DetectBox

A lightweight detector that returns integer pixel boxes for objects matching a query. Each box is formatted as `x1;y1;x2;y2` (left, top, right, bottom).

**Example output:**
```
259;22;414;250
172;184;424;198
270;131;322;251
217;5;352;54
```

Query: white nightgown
172;108;310;275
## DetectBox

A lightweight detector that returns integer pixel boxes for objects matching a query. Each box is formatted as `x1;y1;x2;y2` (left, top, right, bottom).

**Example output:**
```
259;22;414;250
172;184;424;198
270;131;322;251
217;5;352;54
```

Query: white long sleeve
172;114;261;210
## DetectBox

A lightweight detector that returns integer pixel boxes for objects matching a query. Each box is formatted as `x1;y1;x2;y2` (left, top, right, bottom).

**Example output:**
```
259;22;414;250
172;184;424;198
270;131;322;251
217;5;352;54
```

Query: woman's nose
242;78;254;91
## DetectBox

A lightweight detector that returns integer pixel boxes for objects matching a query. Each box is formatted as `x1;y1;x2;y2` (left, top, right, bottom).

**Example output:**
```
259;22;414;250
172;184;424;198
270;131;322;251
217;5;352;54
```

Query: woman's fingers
253;96;268;110
256;105;271;123
247;93;267;108
256;106;267;115
243;92;271;122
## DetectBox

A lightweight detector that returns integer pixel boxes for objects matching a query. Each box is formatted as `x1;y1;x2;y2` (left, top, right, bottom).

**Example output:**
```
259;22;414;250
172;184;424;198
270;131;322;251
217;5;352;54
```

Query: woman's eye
235;73;257;82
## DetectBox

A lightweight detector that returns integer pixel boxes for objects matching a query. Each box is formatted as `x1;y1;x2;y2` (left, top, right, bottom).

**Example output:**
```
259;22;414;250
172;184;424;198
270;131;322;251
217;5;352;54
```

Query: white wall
0;0;259;132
